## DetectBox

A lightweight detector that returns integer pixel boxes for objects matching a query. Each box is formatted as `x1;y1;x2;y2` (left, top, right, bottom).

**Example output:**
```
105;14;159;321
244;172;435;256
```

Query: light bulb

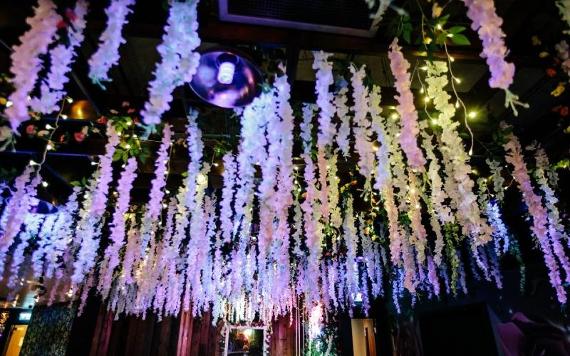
217;62;236;85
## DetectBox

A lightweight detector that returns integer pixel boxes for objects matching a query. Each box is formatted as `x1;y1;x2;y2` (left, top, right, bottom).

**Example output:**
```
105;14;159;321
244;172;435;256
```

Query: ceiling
0;0;567;202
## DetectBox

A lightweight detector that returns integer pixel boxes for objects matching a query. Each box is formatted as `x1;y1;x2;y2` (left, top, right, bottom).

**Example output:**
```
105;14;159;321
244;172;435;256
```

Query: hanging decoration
30;0;89;114
1;0;568;334
388;38;426;170
5;0;61;129
88;0;136;85
141;0;201;125
461;0;528;115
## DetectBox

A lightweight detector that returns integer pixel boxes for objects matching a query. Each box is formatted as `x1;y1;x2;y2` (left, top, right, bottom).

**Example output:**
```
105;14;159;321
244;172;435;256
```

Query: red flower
560;106;569;117
74;131;86;143
96;116;108;125
25;125;37;136
546;68;557;77
56;19;67;29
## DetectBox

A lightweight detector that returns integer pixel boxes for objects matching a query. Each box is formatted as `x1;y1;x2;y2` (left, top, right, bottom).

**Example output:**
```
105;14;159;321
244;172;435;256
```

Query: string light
468;111;477;119
61;114;68;119
66;97;74;104
41;181;48;188
5;100;13;108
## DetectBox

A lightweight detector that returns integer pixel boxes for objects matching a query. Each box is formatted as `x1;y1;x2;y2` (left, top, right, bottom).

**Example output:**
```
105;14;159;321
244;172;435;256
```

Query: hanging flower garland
5;0;61;129
350;65;376;184
98;157;138;299
388;38;426;170
141;0;201;125
503;126;567;303
461;0;528;115
313;52;335;223
424;61;492;247
420;128;451;265
0;167;41;276
334;87;351;157
300;103;323;307
30;0;89;114
271;72;295;305
88;0;135;85
533;146;568;244
220;152;236;244
72;124;120;286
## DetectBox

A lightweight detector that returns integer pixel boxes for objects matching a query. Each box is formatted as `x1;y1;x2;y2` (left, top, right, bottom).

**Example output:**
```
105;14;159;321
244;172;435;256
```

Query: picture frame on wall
224;325;267;356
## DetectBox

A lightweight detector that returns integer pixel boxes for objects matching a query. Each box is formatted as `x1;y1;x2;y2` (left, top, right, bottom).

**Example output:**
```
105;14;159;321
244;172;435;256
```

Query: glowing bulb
5;100;13;108
66;97;74;104
125;144;131;149
41;181;48;188
424;96;430;103
213;162;219;167
390;112;399;120
61;114;68;119
126;120;132;126
420;87;425;94
420;65;428;71
455;101;460;108
45;124;54;130
436;24;442;30
217;62;236;84
468;111;477;119
46;143;54;150
29;160;38;166
454;77;462;84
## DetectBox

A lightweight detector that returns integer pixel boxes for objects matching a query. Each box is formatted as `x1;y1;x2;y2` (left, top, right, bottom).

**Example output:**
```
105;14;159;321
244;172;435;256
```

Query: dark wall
20;304;75;356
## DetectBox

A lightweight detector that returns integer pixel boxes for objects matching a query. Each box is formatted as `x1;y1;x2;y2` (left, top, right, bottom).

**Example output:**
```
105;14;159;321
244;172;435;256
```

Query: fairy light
61;114;68;119
41;181;48;188
468;111;477;119
66;97;74;104
5;100;13;108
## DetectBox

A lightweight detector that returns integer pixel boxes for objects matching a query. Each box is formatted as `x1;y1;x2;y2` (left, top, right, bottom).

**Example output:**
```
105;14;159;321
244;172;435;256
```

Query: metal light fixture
189;48;263;108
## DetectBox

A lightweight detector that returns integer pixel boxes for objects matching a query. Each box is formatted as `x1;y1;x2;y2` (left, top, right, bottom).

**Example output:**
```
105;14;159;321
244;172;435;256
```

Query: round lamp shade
189;49;263;108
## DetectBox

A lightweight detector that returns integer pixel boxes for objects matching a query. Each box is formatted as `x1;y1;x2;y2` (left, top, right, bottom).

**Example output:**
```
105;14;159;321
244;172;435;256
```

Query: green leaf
448;26;466;34
451;34;471;46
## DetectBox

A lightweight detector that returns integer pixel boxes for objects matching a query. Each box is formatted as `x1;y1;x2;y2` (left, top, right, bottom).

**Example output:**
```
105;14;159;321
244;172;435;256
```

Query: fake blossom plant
30;0;89;114
313;52;335;223
0;167;41;276
461;0;528;115
88;0;135;84
424;61;492;248
98;157;138;299
388;38;426;170
350;65;376;185
5;0;61;129
503;125;568;303
72;124;120;287
141;0;201;125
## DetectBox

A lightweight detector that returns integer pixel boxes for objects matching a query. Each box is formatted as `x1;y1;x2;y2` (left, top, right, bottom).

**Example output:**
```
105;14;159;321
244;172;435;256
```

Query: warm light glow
468;111;477;119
